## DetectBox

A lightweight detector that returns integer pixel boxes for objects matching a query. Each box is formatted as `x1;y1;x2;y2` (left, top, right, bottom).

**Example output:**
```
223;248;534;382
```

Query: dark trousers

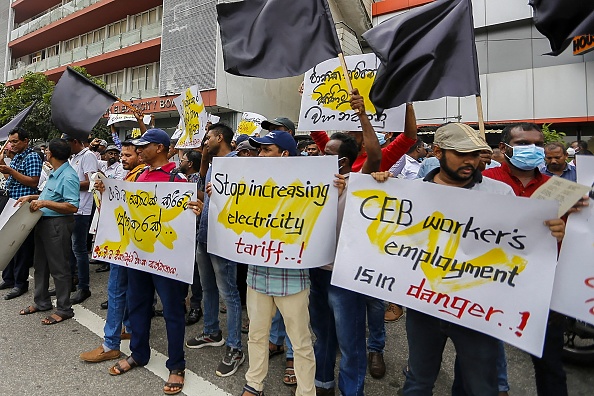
2;231;35;289
127;268;187;370
33;216;74;317
531;312;568;396
69;214;92;290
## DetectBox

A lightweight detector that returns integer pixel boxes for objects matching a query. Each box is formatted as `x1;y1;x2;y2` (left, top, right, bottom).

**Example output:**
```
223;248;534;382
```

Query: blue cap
132;128;170;147
249;131;297;156
235;134;249;144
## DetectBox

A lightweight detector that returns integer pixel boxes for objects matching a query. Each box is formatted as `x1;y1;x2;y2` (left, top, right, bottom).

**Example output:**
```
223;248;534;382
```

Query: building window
133;7;161;29
104;71;125;96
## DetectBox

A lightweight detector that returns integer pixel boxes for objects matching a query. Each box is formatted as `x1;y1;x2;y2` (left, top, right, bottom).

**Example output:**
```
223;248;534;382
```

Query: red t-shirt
482;162;549;198
310;131;416;172
136;162;187;183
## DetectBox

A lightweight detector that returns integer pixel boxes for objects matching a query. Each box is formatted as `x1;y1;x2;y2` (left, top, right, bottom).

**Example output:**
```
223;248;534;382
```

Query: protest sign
174;86;208;149
93;179;197;283
107;113;152;127
332;173;559;356
298;53;405;132
0;200;42;271
237;112;266;136
551;156;594;325
207;156;338;268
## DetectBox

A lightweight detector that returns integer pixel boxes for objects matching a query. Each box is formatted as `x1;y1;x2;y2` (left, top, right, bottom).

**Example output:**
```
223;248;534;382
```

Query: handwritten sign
207;156;338;268
332;174;559;357
298;53;405;132
93;179;197;283
551;156;594;325
532;177;590;217
107;113;152;127
174;85;208;149
237;112;266;136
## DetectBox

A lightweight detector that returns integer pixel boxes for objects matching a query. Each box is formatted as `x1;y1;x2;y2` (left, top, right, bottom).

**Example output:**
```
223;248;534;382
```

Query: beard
439;154;476;182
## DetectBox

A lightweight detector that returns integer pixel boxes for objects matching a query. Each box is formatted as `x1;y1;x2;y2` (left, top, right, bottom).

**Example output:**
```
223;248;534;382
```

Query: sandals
283;359;297;386
19;305;50;315
163;369;185;395
240;384;264;396
269;343;284;358
109;356;138;376
41;312;73;325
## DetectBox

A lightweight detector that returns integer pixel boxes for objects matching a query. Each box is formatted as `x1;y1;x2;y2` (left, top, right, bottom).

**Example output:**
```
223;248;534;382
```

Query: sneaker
384;303;404;322
185;332;225;349
216;346;245;377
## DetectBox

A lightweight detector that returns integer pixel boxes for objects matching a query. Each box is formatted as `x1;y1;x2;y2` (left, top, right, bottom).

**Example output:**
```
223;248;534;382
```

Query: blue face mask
505;143;545;170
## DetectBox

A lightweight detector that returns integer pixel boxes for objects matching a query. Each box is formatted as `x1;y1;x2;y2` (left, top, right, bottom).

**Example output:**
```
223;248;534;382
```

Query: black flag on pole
0;101;37;141
529;0;594;56
363;0;480;112
216;0;342;79
51;67;118;140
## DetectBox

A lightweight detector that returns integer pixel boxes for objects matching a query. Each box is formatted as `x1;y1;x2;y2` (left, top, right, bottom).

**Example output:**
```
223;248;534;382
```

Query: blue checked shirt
6;148;42;199
247;266;309;297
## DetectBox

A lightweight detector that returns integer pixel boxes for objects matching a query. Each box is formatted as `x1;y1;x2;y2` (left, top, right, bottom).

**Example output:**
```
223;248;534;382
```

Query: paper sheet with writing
531;176;590;217
298;53;405;132
93;179;197;283
332;174;559;356
551;156;594;324
207;156;338;268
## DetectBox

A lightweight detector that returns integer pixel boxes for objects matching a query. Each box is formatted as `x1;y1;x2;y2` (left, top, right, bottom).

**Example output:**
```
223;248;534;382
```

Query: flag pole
338;52;360;114
0;140;9;155
115;98;143;117
475;95;486;140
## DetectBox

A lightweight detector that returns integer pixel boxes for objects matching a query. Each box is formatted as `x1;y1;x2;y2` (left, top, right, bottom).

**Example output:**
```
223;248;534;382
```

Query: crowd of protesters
0;87;589;396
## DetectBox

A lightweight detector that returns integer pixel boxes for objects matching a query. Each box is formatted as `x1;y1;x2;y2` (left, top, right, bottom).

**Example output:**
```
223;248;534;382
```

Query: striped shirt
247;266;309;297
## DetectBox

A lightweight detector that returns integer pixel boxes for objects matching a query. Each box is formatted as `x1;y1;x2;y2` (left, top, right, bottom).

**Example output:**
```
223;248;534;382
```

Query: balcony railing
11;0;101;41
7;21;162;81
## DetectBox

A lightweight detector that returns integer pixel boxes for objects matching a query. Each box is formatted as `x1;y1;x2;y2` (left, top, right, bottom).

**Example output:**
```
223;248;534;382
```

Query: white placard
0;201;42;271
92;179;197;283
174;86;208;149
332;173;559;357
107;113;152;127
551;156;594;324
298;53;405;132
236;112;266;136
207;156;338;268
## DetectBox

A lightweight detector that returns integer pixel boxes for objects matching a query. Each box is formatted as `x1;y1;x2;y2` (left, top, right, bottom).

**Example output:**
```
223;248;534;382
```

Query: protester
0;128;42;300
540;142;576;181
236;140;259;157
309;89;380;396
107;129;188;396
79;140;143;363
570;140;593;156
179;149;204;326
305;140;320;156
64;134;99;304
186;123;245;378
483;123;570;396
261;117;296;137
390;138;427;179
238;129;316;396
103;145;125;180
90;138;107;160
17;138;79;325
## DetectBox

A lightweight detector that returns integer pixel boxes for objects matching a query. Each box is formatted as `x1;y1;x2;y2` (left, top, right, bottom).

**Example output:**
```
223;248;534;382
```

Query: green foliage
542;123;566;144
0;67;112;143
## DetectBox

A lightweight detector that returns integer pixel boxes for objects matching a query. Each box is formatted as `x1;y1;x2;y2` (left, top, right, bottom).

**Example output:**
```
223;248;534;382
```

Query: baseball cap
98;139;108;147
235;134;249;144
236;140;258;152
434;123;492;153
105;145;120;152
132;128;170;147
249;131;298;156
261;117;295;133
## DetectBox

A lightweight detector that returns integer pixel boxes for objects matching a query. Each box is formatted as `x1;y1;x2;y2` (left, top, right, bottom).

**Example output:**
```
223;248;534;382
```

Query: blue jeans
127;268;186;370
452;340;509;394
366;296;385;353
69;214;91;291
403;309;499;396
530;313;567;396
309;268;366;396
270;310;294;359
103;264;131;351
196;242;242;350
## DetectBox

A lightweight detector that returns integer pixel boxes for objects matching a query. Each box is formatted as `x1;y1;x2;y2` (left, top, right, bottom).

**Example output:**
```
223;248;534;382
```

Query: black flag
217;0;342;79
530;0;594;56
51;67;118;140
363;0;479;111
0;101;37;140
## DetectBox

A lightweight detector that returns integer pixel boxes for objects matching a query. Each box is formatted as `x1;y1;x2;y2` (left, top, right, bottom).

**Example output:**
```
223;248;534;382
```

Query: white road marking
72;304;232;396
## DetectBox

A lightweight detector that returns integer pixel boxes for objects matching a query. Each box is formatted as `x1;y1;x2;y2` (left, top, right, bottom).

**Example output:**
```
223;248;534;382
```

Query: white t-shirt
69;147;99;215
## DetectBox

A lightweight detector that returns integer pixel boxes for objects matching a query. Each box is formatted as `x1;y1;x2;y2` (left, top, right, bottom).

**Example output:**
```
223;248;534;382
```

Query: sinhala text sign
298;53;405;132
174;85;208;149
332;174;558;356
208;156;338;268
551;155;594;325
93;179;197;283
